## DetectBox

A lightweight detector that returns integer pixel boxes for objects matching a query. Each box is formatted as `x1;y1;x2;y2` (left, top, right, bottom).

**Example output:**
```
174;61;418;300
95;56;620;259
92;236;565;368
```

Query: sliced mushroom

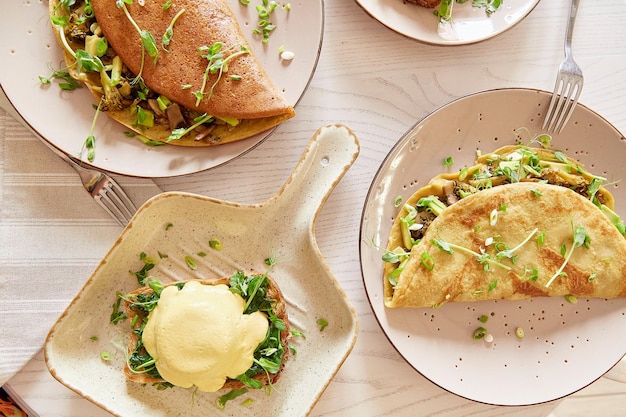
165;103;186;130
194;125;216;142
441;181;459;205
147;99;164;117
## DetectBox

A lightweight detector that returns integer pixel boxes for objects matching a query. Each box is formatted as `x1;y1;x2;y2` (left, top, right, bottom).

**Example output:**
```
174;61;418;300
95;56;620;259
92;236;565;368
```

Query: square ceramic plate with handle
45;124;359;416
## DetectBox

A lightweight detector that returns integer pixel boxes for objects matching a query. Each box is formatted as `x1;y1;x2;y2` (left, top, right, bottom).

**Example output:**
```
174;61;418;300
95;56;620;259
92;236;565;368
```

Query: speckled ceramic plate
360;88;626;405
356;0;540;45
45;124;359;416
0;0;322;177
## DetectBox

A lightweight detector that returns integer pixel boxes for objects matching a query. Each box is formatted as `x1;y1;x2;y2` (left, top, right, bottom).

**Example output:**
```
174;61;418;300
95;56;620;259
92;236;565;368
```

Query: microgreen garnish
167;113;214;141
382;247;410;287
39;67;81;91
537;229;546;246
116;0;159;83
545;225;590;287
194;43;250;106
162;8;186;51
495;228;538;260
431;237;513;271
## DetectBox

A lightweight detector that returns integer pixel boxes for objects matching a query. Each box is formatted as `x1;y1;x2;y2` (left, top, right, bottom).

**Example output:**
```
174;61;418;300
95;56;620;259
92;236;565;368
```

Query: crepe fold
385;182;626;308
383;145;626;308
50;0;295;146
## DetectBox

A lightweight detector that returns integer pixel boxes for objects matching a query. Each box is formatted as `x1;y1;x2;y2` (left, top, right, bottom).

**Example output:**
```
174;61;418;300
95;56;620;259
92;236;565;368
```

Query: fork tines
95;180;137;227
542;75;583;134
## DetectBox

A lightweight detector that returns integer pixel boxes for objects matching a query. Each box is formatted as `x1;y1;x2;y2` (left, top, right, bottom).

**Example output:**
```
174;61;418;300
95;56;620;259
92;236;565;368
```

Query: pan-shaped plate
360;88;626;406
45;124;359;416
0;0;323;177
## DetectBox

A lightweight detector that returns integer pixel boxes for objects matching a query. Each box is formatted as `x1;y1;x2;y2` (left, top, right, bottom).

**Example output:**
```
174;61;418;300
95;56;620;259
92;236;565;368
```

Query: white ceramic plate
356;0;540;45
45;124;359;416
360;88;626;406
0;0;322;177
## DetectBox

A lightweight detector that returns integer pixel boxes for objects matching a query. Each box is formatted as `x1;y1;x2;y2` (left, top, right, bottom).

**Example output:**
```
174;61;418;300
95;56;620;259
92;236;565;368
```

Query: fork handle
564;0;580;57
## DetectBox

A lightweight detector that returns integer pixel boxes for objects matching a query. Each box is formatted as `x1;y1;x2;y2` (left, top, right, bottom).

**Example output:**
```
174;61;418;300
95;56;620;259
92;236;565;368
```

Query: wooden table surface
3;0;626;415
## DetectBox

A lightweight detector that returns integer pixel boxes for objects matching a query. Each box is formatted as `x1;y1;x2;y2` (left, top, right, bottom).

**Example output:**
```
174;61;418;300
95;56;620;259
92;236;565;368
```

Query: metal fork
38;138;137;227
542;0;583;134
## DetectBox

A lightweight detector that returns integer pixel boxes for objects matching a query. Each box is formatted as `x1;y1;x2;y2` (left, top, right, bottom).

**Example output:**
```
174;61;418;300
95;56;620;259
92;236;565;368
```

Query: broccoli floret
98;70;124;111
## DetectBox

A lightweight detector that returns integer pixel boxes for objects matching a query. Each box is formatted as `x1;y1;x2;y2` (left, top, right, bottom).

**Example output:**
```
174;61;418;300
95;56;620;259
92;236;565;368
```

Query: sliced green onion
473;327;487;339
420;252;435;271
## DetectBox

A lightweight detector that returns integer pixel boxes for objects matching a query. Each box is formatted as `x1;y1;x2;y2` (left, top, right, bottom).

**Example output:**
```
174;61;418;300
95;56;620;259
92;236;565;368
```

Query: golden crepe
49;0;294;147
385;182;626;308
120;272;290;390
383;145;626;308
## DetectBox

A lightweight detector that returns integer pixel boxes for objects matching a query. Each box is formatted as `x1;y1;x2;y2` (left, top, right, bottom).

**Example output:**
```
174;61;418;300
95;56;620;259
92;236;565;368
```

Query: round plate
356;0;540;45
0;0;322;177
360;88;626;405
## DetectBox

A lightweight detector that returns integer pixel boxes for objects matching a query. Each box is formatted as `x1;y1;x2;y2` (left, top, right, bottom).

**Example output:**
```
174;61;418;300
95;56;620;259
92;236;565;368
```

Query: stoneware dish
360;88;626;406
45;124;360;416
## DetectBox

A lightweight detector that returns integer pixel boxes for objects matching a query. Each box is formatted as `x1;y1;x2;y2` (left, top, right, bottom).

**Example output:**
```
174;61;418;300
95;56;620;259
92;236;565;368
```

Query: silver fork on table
542;0;583;134
38;138;137;227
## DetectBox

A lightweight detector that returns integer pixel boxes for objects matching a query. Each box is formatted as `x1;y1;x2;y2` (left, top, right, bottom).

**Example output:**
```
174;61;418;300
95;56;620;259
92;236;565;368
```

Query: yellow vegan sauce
142;281;268;392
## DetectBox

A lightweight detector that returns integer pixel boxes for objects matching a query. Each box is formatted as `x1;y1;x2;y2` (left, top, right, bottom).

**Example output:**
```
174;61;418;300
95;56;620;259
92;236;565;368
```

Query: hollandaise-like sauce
142;281;268;392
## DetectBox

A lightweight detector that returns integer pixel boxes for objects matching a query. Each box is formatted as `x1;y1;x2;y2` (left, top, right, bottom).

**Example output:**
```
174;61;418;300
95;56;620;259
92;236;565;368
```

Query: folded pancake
383;145;625;307
49;0;294;146
121;273;290;390
386;182;626;308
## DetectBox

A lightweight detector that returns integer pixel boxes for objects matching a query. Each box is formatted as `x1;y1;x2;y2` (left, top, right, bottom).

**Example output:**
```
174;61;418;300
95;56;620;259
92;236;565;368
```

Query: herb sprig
545;224;590;287
194;43;250;106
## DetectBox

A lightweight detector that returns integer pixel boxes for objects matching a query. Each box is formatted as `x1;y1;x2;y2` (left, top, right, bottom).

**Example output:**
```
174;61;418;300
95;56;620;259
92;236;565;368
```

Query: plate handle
266;124;360;222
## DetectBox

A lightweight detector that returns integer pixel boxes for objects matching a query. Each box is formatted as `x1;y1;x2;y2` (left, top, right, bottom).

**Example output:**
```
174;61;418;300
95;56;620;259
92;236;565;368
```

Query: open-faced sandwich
383;145;626;308
119;271;290;392
48;0;295;149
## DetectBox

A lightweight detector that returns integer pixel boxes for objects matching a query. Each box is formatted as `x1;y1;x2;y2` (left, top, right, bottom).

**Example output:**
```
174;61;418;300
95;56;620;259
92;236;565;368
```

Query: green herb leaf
316;318;328;331
217;389;248;410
